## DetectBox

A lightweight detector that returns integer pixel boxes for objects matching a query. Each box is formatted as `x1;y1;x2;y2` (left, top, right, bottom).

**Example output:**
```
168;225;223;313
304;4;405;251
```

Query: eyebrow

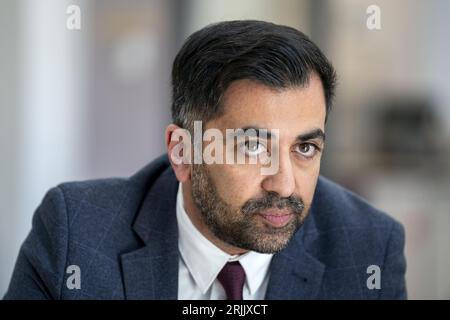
235;126;326;142
295;128;326;142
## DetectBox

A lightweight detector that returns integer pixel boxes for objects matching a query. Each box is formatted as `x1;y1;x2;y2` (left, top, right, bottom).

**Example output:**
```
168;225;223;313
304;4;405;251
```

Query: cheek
206;164;263;208
294;162;321;205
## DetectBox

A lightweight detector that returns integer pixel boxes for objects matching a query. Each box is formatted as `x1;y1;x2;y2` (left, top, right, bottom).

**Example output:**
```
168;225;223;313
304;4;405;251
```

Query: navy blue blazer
4;154;407;299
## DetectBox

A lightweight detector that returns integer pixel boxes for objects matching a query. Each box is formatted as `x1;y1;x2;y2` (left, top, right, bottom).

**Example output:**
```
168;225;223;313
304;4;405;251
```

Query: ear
165;124;192;183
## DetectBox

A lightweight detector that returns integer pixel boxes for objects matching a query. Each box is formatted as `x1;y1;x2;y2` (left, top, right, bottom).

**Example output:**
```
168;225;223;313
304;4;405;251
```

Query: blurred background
1;0;449;299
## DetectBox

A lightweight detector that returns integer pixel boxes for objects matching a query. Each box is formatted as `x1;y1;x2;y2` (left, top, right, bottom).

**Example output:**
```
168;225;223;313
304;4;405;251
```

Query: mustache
241;191;305;216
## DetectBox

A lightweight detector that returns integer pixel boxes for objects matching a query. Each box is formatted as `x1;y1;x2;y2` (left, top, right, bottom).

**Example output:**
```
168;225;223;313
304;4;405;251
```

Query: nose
261;152;296;198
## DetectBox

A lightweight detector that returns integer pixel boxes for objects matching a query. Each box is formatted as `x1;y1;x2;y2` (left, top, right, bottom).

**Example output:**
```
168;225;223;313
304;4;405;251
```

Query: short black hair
171;20;337;130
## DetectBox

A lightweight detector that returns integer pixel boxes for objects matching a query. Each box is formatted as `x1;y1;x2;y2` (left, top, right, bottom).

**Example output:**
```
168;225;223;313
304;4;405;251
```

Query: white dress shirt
176;182;273;300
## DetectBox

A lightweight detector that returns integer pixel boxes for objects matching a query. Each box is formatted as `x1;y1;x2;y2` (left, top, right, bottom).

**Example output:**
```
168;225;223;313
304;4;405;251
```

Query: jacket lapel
265;207;325;300
121;167;180;299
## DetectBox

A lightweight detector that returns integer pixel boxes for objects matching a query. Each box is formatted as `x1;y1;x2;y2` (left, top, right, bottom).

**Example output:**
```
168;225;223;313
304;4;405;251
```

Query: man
4;20;407;300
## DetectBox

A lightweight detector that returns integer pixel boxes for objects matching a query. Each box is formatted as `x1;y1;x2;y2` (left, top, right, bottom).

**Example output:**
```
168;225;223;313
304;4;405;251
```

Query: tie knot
217;261;246;300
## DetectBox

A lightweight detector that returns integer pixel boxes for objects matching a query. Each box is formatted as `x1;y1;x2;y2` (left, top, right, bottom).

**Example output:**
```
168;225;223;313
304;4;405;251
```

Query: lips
258;209;294;228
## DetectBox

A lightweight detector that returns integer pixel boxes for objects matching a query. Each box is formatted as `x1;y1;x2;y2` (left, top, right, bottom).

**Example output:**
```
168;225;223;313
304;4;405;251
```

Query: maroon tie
217;261;246;300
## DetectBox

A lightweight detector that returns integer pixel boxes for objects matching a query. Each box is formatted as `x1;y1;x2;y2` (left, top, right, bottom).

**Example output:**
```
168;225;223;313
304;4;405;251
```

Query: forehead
211;75;326;133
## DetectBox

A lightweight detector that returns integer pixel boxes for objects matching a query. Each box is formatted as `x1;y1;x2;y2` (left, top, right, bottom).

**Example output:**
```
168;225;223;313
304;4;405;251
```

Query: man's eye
295;143;319;158
240;140;267;156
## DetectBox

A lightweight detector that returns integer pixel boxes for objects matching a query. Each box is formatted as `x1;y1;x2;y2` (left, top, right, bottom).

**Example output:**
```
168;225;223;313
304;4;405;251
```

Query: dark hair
171;20;337;131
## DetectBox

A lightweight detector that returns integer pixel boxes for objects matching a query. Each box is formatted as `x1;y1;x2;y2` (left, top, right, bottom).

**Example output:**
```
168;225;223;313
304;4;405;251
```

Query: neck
182;182;248;256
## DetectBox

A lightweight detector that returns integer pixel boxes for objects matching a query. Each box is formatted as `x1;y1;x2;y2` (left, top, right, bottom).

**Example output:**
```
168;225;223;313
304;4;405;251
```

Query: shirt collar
176;182;273;295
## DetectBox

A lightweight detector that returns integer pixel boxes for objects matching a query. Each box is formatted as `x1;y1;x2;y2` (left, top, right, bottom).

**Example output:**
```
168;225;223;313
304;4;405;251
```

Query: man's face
190;74;326;253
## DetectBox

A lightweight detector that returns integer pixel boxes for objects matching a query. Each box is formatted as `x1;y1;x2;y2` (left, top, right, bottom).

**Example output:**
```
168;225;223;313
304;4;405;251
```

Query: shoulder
304;176;405;268
312;176;402;233
49;154;171;226
300;176;407;299
29;154;172;267
17;154;172;299
4;154;172;299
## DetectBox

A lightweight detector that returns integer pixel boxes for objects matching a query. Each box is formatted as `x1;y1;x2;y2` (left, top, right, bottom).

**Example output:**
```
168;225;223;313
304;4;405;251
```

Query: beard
190;164;309;254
